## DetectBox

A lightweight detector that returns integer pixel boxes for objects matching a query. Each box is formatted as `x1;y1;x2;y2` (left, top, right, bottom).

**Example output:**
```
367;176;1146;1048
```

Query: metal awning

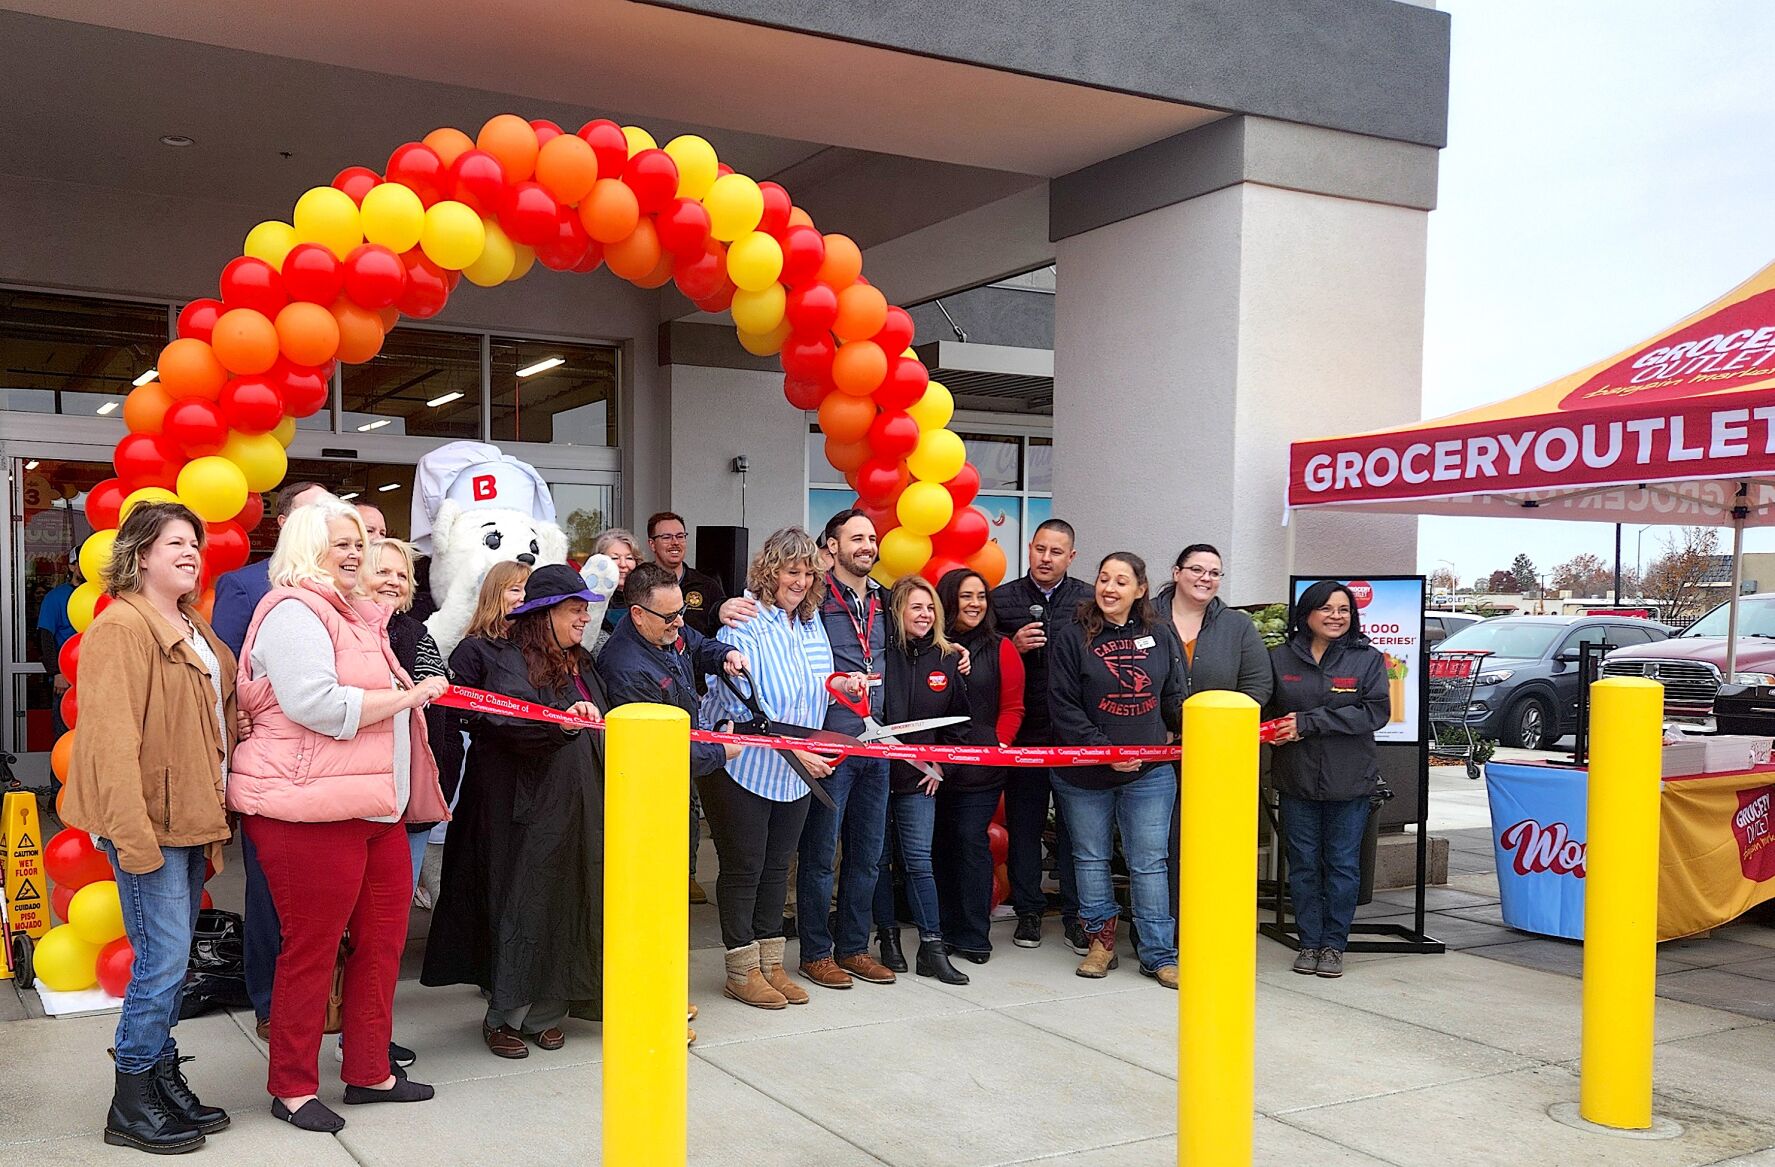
913;341;1052;414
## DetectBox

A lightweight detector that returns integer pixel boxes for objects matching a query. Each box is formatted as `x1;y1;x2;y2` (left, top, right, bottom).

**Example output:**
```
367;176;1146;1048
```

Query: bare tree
1640;527;1721;625
1428;566;1458;594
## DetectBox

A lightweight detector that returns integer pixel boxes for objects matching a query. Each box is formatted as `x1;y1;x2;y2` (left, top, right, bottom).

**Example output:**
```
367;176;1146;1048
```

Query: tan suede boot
1075;918;1121;979
757;937;809;1005
723;943;788;1010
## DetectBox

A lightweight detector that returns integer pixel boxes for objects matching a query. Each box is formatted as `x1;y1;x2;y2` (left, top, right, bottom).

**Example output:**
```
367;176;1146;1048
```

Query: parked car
1599;592;1775;724
1435;614;1673;749
1424;610;1484;649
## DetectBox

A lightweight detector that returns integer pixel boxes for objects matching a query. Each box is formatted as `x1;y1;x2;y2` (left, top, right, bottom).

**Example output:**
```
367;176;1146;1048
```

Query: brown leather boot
757;937;810;1004
1075;918;1120;979
836;952;897;984
723;943;788;1010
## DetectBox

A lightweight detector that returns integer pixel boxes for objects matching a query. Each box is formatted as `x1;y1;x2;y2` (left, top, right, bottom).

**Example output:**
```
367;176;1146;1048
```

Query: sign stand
3;787;48;982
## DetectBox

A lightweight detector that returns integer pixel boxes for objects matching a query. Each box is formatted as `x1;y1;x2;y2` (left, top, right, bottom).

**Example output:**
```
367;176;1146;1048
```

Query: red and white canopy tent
1287;258;1775;674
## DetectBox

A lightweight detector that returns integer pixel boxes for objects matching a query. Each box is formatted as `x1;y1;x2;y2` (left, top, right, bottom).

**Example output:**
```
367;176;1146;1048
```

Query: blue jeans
100;840;205;1074
1279;794;1371;952
796;755;889;961
1052;766;1178;970
873;791;941;940
240;826;280;1022
407;829;428;892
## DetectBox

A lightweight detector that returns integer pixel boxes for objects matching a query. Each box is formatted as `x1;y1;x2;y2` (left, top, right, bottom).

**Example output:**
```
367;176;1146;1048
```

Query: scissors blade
863;718;946;785
858;715;969;741
775;746;838;810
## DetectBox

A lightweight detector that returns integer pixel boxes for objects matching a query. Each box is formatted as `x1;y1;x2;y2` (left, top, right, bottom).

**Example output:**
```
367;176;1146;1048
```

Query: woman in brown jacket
62;501;238;1156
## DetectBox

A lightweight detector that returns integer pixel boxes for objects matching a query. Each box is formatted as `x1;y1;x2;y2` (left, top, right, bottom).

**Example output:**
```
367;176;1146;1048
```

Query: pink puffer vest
226;582;448;824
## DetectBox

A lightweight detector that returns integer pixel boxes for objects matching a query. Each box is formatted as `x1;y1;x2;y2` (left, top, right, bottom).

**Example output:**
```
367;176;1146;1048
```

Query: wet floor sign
2;790;48;979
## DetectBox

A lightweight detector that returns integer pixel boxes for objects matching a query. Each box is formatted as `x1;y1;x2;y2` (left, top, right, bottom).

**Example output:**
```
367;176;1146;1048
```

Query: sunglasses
635;601;687;624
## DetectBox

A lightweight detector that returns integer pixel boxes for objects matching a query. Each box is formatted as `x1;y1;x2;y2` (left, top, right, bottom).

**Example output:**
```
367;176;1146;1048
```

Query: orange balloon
210;309;280;376
275;301;341;367
377;305;401;331
157;338;228;401
817;234;862;289
825;437;872;473
330;298;386;364
56;786;65;816
195;587;216;622
423;127;474;168
965;539;1008;589
534;134;599;205
51;730;73;782
578;179;640;244
787;207;814;229
604;218;662;281
635;250;676;289
832;340;887;396
833;283;888;342
817;391;876;443
122;381;176;434
477;114;540;182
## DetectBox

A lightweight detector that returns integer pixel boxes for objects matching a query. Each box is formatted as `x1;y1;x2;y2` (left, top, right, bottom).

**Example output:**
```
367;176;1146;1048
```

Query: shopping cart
1427;651;1493;780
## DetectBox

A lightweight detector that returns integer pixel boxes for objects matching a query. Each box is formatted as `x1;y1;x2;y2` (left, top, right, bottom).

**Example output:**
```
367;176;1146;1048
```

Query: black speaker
696;526;749;596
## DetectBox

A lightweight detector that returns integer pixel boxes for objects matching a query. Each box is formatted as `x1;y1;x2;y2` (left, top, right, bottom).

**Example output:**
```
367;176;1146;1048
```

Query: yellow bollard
603;703;690;1167
1178;690;1259;1167
1579;677;1662;1129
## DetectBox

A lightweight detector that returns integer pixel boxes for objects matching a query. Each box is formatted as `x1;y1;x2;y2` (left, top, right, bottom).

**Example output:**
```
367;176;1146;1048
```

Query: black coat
1048;614;1188;790
420;638;607;1017
1266;634;1389;802
881;633;971;795
1154;588;1274;706
387;612;460;827
990;573;1092;744
596;618;732;778
947;626;1023;792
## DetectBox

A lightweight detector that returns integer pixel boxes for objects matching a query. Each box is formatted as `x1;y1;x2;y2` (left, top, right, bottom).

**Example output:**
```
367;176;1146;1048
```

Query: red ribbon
436;685;1289;767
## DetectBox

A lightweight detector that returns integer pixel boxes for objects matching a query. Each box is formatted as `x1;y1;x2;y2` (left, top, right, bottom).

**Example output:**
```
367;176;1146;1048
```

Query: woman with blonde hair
590;527;640;654
62;501;237;1153
228;494;450;1133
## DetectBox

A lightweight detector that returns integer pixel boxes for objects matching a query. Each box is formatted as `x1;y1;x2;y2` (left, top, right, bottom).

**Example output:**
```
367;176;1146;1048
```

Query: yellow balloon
878;527;933;578
507;244;538;282
177;455;250;523
727;232;783;293
730;284;787;335
69;880;127;946
78;530;116;587
907;428;966;483
67;580;103;632
120;486;181;522
219;431;288;493
462;218;517;287
244;220;298;268
419;200;487;271
870;562;900;589
704;173;764;242
664;135;719;200
736;320;793;357
359;181;426;253
622;125;658;157
32;924;100;992
271;414;297;447
293;186;363;260
896;481;954;537
907;379;954;432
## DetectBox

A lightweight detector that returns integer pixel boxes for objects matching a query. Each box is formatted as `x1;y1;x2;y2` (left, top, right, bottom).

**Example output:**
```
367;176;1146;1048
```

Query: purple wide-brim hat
509;563;607;616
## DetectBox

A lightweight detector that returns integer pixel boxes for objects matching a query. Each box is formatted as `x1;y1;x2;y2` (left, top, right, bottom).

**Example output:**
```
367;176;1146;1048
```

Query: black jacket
1048;612;1188;790
990;573;1092;744
819;572;889;735
596;618;733;779
1154;588;1274;705
947;625;1024;792
677;566;728;639
1266;634;1389;802
881;632;971;795
387;612;459;828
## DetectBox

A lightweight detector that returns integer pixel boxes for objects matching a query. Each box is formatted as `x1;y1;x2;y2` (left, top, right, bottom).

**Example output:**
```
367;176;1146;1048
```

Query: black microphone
1029;603;1045;626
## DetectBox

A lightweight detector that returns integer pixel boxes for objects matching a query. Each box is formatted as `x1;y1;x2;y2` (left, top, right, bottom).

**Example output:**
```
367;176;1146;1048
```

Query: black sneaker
1064;919;1089;955
389;1041;416;1068
1012;914;1042;948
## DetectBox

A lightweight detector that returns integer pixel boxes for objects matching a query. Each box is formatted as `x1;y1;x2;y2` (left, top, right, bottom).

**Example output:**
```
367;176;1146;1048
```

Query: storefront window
0;290;169;417
490;338;617;447
550;481;618;563
340;326;481;439
12;457;109;753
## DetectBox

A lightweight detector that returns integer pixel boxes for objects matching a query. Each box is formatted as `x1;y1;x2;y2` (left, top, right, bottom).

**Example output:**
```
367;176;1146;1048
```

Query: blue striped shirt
700;593;835;802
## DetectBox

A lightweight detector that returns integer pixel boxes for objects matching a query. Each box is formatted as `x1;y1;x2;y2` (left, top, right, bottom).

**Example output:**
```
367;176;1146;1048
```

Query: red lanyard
828;573;878;667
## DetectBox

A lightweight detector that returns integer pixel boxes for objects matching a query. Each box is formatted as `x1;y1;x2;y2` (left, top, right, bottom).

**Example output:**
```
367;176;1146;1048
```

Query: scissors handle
825;672;873;720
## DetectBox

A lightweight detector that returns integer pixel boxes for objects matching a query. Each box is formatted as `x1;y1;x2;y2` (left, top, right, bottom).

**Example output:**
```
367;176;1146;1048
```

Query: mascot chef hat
410;440;556;554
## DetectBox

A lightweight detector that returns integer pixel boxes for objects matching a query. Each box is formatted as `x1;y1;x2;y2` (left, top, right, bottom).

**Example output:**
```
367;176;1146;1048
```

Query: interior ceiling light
356;418;391;432
516;356;564;378
338;492;360;500
426;391;464;407
132;369;159;386
25;460;40;470
159;134;195;147
96;401;119;415
377;482;401;492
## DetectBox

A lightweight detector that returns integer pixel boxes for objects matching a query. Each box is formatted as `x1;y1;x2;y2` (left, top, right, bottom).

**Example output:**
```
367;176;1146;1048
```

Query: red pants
245;815;412;1096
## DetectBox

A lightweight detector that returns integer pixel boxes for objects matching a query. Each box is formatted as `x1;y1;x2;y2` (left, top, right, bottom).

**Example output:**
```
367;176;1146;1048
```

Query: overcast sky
1414;0;1775;587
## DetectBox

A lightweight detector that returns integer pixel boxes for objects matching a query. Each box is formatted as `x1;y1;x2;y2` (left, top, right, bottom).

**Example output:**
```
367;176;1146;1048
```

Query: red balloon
621;149;679;214
532;206;590;270
332;165;382;205
95;594;114;618
60;686;77;729
875;306;916;355
396;250;452;318
781;333;837;381
97;936;134;999
219;376;285;434
783;376;831;411
236;491;265;532
576;119;629;180
113;433;183;490
530;118;564;147
673;241;729;300
281;243;345;305
204;858;216;882
51;883;75;924
502;181;562;248
163;397;230;456
920;555;968;586
57;632;81;684
944;463;981;509
44;827;112;890
779;225;827;287
692;283;736;314
200;889;214;910
269;357;333;417
204;520;250;575
385;141;448;206
342;244;408;310
990;866;1010;912
786;283;839;336
177;299;225;343
933;507;990;558
987;822;1010;866
757;182;793;238
867;411;920;459
656;198;712;256
855;496;901;537
875;357;930;411
855;457;909;505
448;149;509;216
219;257;289;318
573;242;607;273
85;479;128;530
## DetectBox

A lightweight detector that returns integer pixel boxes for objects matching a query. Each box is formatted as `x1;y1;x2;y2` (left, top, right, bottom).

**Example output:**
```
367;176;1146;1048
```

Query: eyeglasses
650;531;688;543
1180;565;1225;581
636;601;687;624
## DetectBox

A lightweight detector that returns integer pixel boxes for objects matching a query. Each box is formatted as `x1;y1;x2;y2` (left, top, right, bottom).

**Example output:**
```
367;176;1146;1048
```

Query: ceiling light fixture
24;460;39;470
355;418;391;432
377;482;401;493
96;402;119;415
338;492;360;501
132;369;159;387
516;356;564;378
159;134;195;148
426;391;464;408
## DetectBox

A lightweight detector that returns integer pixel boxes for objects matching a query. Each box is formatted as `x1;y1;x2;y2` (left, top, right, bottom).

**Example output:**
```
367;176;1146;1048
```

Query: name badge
1134;636;1155;649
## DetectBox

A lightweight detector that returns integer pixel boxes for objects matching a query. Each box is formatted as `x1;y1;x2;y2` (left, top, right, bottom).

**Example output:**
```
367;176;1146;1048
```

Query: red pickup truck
1600;592;1775;722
